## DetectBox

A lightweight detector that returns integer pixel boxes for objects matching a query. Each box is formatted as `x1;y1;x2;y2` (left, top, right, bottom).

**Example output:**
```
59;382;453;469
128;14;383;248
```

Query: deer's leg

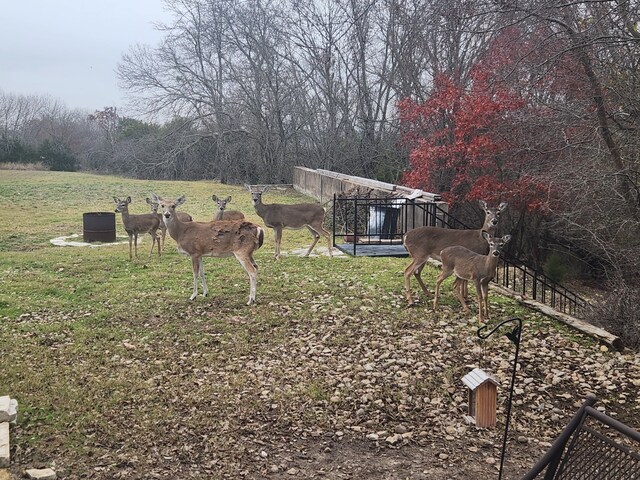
316;224;333;257
235;252;258;305
127;233;133;261
304;226;321;256
199;258;208;297
160;226;167;250
190;256;201;300
274;227;283;260
149;230;159;257
432;269;452;311
404;258;425;305
134;233;140;258
475;279;484;322
480;281;490;321
452;277;469;312
413;262;431;297
454;278;469;301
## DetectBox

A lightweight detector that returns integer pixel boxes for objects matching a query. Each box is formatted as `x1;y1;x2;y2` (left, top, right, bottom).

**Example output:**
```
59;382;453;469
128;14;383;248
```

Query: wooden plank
491;284;624;351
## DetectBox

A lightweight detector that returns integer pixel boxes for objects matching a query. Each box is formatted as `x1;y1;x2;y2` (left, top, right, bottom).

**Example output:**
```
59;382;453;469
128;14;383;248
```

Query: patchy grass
1;171;638;479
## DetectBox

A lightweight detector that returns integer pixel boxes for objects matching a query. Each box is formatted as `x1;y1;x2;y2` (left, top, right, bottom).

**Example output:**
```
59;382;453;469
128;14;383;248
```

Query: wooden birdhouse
462;368;498;428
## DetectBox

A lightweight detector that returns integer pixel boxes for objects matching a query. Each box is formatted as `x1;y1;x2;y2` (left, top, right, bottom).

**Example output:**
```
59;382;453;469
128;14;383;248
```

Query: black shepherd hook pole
477;317;523;480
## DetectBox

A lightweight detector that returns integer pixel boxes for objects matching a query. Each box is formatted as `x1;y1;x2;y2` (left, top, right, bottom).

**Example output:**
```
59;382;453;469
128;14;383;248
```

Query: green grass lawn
1;170;637;479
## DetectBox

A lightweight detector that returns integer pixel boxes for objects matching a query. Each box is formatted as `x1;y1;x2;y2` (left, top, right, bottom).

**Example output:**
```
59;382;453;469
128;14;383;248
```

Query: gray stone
0;423;9;468
0;398;17;423
25;468;57;480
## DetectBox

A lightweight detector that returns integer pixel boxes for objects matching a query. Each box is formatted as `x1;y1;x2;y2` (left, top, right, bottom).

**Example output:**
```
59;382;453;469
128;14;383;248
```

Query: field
1;171;638;479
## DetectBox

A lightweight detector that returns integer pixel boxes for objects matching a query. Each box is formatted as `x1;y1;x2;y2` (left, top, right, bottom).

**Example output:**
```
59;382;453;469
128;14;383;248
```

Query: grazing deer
150;193;264;305
247;185;333;259
212;195;245;221
403;200;508;306
433;232;511;322
113;196;162;260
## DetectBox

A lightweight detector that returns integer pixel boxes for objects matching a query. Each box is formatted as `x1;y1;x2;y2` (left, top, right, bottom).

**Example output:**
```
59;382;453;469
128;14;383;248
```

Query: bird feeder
462;368;498;428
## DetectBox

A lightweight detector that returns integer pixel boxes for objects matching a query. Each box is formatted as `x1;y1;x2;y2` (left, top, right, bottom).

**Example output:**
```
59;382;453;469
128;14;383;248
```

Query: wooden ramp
335;243;409;257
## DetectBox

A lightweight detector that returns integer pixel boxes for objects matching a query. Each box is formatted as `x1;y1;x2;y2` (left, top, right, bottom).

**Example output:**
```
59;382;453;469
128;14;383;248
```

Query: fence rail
332;195;590;317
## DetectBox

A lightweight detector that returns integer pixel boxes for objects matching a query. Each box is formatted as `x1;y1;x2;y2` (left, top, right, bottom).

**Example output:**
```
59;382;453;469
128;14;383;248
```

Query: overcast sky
0;0;173;116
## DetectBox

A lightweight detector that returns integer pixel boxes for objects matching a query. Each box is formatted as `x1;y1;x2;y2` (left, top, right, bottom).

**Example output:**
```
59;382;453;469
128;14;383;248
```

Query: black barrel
83;212;116;242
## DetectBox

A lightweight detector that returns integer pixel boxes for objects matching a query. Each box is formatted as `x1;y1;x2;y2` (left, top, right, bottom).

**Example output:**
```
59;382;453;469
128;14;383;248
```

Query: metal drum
82;212;116;242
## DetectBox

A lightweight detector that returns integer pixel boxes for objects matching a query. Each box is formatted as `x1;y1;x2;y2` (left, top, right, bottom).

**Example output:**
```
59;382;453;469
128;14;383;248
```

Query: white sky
0;0;173;116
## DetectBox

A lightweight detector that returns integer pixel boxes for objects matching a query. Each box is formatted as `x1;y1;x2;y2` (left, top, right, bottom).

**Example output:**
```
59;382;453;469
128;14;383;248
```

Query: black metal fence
332;195;590;317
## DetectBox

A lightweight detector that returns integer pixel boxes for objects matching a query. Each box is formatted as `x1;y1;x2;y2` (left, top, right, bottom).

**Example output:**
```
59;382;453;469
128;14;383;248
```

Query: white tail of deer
403;200;507;305
113;196;162;260
212;195;245;221
247;185;332;259
150;193;264;305
433;232;511;322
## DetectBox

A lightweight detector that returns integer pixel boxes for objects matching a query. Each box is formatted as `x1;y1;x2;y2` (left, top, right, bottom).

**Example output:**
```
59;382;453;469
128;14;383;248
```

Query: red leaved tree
399;61;553;214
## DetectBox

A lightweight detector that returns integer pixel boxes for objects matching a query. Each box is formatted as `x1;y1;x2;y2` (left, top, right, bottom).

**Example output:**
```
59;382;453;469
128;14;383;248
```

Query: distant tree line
2;1;639;300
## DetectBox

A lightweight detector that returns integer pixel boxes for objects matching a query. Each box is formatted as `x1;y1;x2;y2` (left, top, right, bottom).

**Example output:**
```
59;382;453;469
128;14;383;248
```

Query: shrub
585;276;640;350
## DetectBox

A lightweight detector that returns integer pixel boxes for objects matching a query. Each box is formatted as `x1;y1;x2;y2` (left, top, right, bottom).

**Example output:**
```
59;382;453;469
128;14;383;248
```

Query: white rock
0;423;8;467
25;469;57;480
0;398;17;423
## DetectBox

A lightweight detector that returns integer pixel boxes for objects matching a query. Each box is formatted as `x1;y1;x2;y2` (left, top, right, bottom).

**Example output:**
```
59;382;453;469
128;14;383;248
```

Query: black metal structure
495;260;588;317
522;395;640;479
332;195;589;316
477;318;522;480
82;212;116;242
332;196;457;257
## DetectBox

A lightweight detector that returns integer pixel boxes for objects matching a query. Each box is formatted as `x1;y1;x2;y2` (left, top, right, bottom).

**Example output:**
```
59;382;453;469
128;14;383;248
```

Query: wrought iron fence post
477;317;523;480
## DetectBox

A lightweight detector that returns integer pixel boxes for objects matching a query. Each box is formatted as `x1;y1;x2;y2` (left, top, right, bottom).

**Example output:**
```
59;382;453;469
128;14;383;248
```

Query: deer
146;197;194;250
433;232;511;322
246;185;333;260
212;195;245;221
113;196;162;260
403;200;508;306
150;193;264;305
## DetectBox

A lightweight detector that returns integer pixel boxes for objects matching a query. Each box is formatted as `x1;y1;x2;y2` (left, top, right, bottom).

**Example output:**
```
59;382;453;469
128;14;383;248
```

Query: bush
38;139;78;172
585;276;640;350
543;251;569;284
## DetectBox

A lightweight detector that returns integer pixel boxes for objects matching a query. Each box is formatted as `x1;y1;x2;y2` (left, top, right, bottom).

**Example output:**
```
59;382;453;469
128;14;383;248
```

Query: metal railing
495;259;589;316
332;195;590;317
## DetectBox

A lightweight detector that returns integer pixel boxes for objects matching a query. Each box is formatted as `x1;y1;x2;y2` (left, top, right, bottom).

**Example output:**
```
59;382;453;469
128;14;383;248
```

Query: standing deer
150;193;264;305
146;197;194;250
433;232;511;322
247;185;333;259
113;196;162;260
212;195;245;221
403;200;507;306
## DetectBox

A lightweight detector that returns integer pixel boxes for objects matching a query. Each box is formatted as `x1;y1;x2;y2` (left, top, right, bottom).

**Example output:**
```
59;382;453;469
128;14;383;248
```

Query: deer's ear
499;202;508;212
150;192;161;202
225;196;232;202
482;230;490;241
263;186;271;193
126;196;132;203
176;195;187;206
113;197;119;203
244;184;252;192
479;199;487;210
503;234;512;243
212;195;218;201
145;197;152;205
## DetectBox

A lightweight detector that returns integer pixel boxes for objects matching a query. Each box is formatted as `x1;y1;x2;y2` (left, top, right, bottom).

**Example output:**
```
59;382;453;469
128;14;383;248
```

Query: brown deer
403;200;507;306
433;232;511;322
212;195;245;221
247;185;332;259
146;197;194;250
113;196;162;260
150;193;264;305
